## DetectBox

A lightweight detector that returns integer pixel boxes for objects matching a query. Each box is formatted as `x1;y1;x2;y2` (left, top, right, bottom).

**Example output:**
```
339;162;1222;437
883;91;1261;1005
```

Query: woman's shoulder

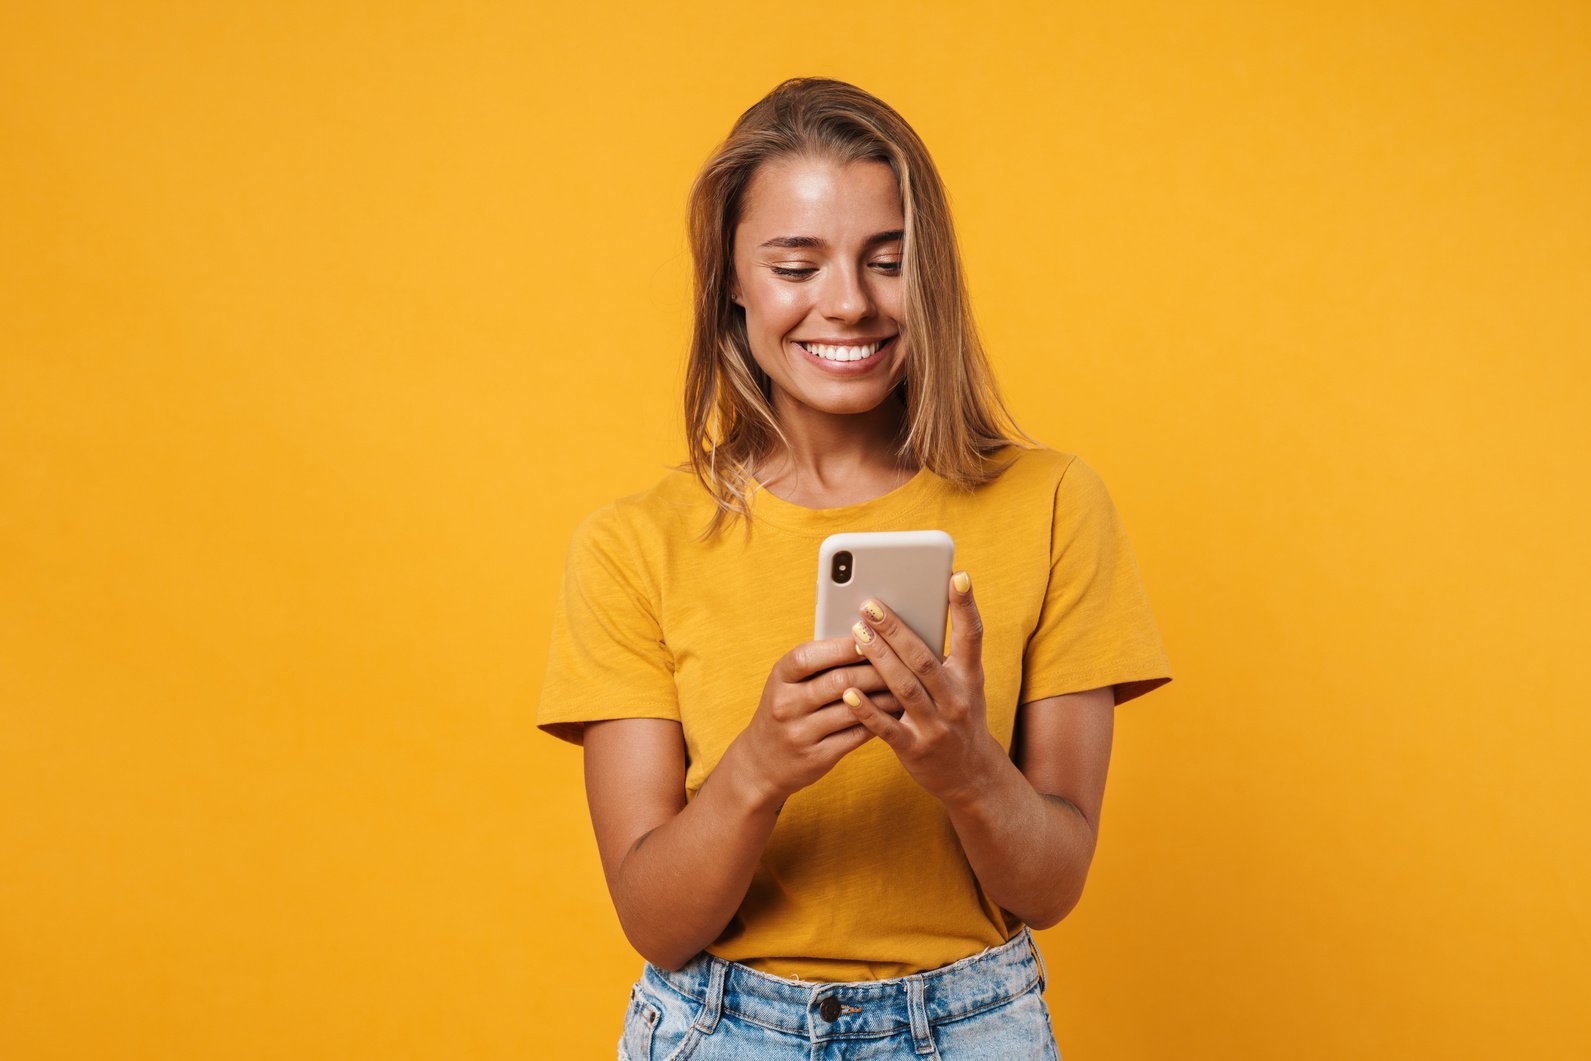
983;442;1085;490
972;444;1127;522
566;465;710;550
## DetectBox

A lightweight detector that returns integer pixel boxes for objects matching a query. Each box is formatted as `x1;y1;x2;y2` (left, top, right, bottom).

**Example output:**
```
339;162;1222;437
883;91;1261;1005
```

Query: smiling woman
536;78;1171;1059
683;79;1019;528
731;157;908;422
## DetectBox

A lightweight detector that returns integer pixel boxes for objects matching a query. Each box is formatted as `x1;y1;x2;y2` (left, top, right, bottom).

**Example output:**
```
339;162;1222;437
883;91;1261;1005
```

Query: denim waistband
643;928;1048;1044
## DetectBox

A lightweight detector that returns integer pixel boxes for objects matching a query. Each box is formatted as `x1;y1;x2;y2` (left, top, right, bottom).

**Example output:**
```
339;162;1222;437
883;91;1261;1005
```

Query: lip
791;335;897;375
794;335;897;345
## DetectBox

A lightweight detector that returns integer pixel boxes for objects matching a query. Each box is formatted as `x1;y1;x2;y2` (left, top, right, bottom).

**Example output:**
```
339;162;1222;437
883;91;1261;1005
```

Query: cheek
746;285;808;330
877;281;905;321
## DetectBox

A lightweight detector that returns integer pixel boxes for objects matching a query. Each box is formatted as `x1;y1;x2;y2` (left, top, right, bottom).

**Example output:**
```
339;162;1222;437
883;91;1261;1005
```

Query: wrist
938;733;1016;813
714;740;789;818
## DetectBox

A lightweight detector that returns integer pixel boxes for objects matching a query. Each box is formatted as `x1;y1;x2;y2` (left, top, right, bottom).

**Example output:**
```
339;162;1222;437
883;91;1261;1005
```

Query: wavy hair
683;78;1030;538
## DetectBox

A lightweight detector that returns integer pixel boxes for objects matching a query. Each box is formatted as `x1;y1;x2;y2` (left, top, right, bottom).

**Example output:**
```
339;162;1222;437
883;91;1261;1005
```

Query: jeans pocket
931;985;1059;1061
620;983;660;1061
633;968;709;1061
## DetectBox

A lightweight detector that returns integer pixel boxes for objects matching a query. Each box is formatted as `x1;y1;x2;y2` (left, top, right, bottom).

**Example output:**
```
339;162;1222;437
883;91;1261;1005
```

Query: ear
728;280;744;307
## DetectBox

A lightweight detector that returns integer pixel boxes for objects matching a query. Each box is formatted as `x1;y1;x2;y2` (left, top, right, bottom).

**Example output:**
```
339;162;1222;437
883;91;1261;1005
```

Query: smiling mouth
796;336;897;362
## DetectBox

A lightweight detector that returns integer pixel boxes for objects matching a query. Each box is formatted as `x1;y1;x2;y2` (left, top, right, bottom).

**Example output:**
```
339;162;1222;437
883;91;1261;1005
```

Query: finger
814;718;876;759
841;686;906;746
805;700;878;738
777;637;876;683
857;598;954;702
869;692;905;718
947;570;984;668
803;661;892;710
852;616;937;718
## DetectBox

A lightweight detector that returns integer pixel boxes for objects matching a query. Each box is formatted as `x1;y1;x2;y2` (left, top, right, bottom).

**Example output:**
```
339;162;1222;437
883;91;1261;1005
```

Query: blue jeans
618;927;1061;1060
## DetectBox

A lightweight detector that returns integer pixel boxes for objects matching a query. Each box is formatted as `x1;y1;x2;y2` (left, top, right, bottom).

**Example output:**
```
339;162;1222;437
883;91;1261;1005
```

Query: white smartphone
815;530;956;657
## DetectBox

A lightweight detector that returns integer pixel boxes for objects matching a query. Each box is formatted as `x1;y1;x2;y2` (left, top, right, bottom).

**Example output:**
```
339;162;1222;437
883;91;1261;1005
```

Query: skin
730;155;918;504
582;155;1115;970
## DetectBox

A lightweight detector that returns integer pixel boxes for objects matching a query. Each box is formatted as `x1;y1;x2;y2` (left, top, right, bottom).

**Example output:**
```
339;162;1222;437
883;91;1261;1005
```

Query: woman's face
730;156;908;420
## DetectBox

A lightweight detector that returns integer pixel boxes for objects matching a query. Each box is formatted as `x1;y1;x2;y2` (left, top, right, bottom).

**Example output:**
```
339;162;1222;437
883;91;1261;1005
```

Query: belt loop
1025;928;1049;992
694;955;728;1035
906;976;935;1056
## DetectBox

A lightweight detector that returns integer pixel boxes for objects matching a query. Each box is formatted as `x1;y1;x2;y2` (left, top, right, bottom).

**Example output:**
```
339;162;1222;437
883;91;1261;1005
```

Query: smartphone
815;530;956;657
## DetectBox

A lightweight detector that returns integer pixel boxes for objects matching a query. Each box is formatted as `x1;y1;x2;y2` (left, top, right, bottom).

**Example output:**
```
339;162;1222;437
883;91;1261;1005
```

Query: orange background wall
3;2;1587;1058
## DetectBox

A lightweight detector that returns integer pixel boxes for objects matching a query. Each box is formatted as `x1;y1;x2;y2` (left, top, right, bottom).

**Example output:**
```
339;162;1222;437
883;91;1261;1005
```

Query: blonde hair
683;77;1030;538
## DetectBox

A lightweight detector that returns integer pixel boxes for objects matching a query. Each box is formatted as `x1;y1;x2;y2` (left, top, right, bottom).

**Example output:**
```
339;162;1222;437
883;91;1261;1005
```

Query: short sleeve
536;505;680;746
1019;456;1172;706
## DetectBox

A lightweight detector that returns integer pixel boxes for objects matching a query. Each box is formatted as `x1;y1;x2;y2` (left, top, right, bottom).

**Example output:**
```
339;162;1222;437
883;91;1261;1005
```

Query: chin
805;386;903;417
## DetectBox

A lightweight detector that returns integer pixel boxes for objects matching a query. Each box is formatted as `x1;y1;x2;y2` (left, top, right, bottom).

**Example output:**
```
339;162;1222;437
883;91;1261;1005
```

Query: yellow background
3;1;1587;1057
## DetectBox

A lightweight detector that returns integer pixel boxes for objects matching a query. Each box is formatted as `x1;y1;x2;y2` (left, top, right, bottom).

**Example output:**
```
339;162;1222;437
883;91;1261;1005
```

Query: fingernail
953;571;971;593
861;600;884;622
852;621;874;644
842;689;862;708
855;642;865;655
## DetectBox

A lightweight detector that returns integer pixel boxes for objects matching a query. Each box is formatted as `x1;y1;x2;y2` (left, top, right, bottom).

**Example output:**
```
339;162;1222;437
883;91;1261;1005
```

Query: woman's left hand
842;571;1005;805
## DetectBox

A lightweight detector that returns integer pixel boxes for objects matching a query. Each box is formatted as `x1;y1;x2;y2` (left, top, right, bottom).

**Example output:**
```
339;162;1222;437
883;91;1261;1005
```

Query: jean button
818;996;841;1023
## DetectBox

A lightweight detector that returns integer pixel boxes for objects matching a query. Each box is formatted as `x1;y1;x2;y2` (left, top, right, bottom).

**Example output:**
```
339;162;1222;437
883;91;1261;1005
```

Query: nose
819;264;875;323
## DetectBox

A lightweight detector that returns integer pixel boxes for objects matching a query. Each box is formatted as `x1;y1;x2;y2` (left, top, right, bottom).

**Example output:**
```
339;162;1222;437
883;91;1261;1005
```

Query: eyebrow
758;229;905;250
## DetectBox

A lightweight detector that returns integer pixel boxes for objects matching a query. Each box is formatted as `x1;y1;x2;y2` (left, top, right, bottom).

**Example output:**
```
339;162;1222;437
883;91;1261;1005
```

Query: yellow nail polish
862;600;884;622
953;571;971;594
842;689;861;708
852;621;874;644
855;642;865;655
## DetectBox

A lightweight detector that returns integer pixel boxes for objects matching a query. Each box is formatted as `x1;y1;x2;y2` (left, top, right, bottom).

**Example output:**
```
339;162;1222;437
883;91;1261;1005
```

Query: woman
539;78;1171;1059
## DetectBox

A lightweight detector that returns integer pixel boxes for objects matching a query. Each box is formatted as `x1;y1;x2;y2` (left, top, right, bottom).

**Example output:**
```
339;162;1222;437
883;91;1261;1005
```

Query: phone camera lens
832;551;853;585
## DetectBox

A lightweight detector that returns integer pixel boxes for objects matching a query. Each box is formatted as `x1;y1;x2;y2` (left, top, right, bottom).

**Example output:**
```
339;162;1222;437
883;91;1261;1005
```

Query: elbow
1022;822;1097;929
1021;876;1090;931
618;915;703;972
636;945;700;973
1024;895;1079;931
610;883;712;972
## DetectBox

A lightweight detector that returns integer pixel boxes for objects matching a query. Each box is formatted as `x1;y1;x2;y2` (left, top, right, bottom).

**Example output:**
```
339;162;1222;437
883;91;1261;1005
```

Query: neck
755;390;918;502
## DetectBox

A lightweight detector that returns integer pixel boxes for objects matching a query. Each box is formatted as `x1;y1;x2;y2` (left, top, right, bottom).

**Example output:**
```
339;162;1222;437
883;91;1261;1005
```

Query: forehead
736;157;904;243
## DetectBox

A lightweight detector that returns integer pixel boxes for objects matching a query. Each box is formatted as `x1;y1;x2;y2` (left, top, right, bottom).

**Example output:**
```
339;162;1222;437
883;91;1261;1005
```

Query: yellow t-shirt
537;445;1171;981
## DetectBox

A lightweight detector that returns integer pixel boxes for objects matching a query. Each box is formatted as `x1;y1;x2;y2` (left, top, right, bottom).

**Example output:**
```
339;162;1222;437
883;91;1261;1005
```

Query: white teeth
802;340;885;362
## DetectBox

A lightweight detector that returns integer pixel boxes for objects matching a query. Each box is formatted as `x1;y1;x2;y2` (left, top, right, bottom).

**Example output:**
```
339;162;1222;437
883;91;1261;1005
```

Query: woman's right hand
584;642;899;970
730;637;903;808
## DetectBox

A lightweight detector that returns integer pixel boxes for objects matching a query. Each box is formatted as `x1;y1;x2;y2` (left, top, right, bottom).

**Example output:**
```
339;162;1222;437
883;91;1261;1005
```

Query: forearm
942;739;1098;929
609;743;781;970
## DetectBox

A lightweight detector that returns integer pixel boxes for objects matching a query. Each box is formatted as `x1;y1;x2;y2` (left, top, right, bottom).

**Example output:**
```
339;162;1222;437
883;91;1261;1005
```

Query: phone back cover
815;530;955;657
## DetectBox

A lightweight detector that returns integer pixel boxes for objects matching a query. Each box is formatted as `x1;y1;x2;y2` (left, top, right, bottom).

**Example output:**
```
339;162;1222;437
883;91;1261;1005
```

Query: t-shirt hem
536;708;683;747
1020;669;1172;707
